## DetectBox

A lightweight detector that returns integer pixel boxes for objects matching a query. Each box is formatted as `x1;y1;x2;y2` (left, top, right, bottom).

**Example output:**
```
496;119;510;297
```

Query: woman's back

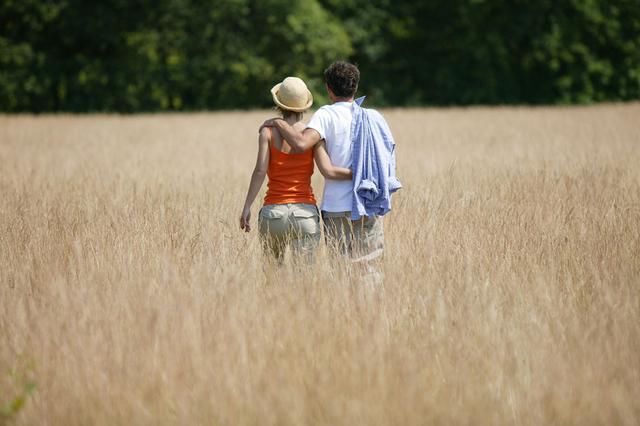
264;125;316;206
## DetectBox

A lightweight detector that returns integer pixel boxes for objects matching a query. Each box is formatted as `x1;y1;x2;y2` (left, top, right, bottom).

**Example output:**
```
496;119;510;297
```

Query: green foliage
0;0;638;111
0;382;36;425
1;359;37;425
334;0;640;105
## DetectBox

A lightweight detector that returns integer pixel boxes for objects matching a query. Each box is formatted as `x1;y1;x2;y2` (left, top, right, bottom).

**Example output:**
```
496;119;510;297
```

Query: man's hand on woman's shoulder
259;118;284;133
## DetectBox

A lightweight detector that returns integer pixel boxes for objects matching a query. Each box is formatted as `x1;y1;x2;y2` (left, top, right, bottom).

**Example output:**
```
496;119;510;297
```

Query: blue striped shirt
350;96;402;220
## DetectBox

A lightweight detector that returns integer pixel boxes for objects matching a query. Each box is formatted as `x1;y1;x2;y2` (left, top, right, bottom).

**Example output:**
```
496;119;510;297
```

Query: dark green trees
1;0;638;111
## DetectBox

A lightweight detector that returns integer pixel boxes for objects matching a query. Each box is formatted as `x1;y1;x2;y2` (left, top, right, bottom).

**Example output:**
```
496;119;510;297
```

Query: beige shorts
258;203;321;262
321;211;384;263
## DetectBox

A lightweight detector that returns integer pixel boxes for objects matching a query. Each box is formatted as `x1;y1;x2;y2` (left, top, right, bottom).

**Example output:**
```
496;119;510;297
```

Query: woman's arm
240;128;270;232
314;141;352;180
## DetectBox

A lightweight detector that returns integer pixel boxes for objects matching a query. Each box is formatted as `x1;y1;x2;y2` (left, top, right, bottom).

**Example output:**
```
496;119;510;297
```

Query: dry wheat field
1;104;639;425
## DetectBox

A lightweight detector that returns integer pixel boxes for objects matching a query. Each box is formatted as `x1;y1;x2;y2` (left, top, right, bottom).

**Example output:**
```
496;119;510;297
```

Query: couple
240;61;400;271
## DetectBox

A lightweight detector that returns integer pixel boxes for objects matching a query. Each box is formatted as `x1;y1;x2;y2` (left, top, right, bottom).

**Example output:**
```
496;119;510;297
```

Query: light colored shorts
258;203;321;263
321;211;384;263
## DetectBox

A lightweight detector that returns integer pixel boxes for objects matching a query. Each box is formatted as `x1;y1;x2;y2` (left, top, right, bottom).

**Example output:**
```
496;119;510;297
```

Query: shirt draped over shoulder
350;96;402;220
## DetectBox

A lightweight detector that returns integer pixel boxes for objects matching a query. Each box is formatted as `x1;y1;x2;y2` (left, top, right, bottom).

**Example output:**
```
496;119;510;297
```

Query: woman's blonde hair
275;106;304;122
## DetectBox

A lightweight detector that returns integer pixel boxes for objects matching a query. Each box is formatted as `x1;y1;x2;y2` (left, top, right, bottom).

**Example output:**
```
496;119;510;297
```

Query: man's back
307;101;354;213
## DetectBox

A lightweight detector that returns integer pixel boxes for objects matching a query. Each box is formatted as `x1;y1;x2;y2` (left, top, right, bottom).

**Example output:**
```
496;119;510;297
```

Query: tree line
1;0;639;112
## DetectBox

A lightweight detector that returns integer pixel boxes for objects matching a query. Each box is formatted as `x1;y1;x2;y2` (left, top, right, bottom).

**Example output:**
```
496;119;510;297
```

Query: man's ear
325;84;335;101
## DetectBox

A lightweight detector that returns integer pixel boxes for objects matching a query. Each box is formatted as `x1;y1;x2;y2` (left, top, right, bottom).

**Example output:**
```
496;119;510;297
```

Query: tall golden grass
1;104;639;425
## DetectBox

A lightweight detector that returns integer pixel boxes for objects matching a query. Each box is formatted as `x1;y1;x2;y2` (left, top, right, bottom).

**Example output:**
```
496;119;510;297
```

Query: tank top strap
268;127;293;154
264;126;275;148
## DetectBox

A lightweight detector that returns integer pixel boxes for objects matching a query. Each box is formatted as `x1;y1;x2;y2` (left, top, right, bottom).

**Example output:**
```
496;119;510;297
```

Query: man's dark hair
324;61;360;98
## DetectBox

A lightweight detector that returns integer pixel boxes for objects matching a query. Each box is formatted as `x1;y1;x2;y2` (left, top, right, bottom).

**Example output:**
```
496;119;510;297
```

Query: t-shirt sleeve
306;107;330;141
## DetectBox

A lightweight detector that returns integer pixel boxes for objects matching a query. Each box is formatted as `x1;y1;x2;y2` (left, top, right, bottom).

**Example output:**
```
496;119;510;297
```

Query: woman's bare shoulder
259;126;272;140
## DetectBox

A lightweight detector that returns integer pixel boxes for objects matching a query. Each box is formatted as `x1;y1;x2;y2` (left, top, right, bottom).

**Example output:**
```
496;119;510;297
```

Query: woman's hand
240;207;252;232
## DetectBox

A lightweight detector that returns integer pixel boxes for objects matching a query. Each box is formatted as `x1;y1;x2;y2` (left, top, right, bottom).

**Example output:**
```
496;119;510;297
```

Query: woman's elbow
336;169;352;180
318;168;336;179
253;168;268;178
326;170;350;180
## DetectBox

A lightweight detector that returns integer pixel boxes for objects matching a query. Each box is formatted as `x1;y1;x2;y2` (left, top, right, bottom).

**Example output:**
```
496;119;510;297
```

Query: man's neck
332;96;353;104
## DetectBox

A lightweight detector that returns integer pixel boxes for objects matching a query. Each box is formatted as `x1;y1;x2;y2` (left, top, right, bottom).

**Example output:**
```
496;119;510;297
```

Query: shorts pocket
260;207;286;220
292;209;317;219
259;206;288;237
292;207;320;234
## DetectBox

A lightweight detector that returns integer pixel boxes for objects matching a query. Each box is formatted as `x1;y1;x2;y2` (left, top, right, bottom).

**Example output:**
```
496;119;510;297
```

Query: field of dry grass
1;104;639;425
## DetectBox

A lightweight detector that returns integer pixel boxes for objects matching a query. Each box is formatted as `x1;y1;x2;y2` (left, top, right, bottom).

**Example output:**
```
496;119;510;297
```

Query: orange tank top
264;137;316;206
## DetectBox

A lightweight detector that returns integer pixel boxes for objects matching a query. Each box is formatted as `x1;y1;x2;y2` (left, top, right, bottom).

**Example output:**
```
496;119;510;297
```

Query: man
262;61;396;271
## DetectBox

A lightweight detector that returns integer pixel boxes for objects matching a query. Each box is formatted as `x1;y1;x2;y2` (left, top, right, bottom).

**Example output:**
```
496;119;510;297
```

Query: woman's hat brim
271;83;313;112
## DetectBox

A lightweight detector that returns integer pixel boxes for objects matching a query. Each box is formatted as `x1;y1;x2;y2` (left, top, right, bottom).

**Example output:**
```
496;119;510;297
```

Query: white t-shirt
307;102;353;212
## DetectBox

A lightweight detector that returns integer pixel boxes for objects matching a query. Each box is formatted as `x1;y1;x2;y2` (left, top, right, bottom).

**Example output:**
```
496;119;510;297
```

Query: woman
240;77;351;263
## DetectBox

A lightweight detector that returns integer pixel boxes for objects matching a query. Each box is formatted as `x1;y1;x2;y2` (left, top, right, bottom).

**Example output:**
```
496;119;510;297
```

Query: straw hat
271;77;313;112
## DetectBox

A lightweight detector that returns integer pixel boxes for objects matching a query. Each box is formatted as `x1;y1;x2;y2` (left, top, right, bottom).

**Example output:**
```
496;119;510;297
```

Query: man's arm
261;118;321;152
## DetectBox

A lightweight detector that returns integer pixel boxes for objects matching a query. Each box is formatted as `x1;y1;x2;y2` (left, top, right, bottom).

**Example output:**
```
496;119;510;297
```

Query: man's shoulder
308;105;332;122
363;108;390;125
309;103;352;125
315;103;346;114
362;107;394;137
363;107;384;120
313;105;332;116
